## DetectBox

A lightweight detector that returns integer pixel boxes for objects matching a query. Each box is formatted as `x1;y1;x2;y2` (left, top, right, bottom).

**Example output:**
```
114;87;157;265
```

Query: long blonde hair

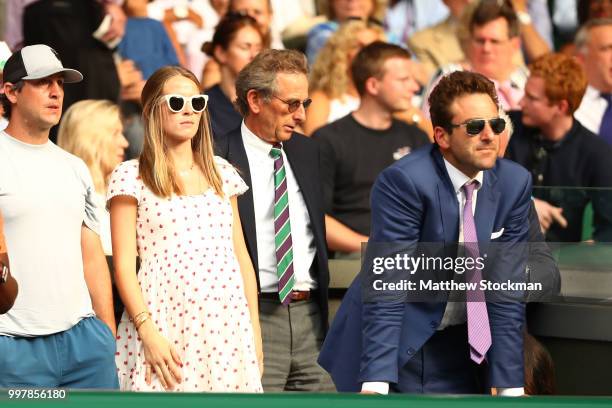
309;20;385;99
58;99;121;194
139;66;223;198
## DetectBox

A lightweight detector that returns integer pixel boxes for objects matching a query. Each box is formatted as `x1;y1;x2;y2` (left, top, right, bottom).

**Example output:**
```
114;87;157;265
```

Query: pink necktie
498;83;520;111
463;181;492;364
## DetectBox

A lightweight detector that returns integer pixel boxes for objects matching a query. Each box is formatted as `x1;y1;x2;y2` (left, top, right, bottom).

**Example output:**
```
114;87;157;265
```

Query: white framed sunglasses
163;94;209;113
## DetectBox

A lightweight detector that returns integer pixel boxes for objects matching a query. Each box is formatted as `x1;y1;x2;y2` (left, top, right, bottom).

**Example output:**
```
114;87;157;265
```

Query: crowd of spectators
0;0;610;397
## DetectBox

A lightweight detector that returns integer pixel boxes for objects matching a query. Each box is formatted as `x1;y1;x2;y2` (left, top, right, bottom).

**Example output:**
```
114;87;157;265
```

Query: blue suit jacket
318;144;532;392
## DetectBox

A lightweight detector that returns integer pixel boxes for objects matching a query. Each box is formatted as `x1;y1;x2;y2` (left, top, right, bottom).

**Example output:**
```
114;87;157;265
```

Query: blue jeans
0;317;118;388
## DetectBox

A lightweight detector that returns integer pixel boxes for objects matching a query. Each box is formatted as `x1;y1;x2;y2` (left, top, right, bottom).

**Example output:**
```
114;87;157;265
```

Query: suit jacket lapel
475;169;500;245
432;148;460;244
227;130;259;270
437;182;460;244
283;136;314;220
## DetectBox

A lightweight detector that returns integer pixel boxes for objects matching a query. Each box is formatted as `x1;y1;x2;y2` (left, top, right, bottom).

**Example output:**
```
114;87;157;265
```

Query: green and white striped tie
270;143;295;305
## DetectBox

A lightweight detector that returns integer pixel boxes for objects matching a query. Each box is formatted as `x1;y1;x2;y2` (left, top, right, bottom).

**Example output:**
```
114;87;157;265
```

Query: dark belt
260;290;311;302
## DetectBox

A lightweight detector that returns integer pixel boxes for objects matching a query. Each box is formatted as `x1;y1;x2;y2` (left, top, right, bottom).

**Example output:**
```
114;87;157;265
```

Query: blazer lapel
475;169;500;245
283;137;314;219
227;130;259;270
432;148;459;244
437;181;460;244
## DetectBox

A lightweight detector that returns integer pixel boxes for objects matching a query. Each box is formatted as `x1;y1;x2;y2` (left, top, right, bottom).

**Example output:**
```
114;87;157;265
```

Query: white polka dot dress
107;157;262;392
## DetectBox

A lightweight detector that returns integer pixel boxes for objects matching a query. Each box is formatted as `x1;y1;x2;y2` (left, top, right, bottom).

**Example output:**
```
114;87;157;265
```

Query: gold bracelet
133;312;149;323
131;311;148;322
132;311;150;329
135;314;150;330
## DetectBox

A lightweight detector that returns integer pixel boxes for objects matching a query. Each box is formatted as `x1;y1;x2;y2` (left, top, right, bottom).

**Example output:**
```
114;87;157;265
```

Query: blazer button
407;347;415;355
430;321;438;328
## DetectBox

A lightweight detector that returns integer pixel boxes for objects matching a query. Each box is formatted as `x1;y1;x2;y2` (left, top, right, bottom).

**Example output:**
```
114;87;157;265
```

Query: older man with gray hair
215;49;333;392
574;18;612;141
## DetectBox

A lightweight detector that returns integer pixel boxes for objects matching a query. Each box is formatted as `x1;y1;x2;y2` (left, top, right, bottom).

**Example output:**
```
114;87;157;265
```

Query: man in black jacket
215;49;333;391
507;53;612;242
499;113;560;301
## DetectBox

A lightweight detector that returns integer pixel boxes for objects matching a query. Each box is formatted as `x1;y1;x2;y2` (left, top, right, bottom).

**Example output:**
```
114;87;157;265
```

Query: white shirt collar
584;84;605;101
241;120;277;158
443;157;484;195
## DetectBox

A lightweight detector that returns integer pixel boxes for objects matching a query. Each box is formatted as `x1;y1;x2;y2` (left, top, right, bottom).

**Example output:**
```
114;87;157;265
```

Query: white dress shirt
575;85;609;135
362;159;523;396
422;64;528;117
241;122;317;293
436;159;483;330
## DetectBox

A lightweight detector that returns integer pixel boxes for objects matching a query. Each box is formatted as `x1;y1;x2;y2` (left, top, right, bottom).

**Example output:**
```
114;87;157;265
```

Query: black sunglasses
449;117;506;136
225;10;257;22
345;16;384;27
273;95;312;113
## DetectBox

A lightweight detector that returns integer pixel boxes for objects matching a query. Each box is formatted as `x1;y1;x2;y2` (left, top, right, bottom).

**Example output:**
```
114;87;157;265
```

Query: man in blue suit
319;71;532;395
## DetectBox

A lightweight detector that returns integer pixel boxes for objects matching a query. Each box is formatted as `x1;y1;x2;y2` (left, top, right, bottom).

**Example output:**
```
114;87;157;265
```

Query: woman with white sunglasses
107;66;263;392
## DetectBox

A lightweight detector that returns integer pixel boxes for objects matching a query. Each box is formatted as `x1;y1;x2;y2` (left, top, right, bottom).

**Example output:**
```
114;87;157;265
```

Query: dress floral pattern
107;157;262;392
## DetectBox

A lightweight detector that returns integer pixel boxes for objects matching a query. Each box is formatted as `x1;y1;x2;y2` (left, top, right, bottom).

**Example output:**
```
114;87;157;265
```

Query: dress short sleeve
106;160;142;209
214;156;248;198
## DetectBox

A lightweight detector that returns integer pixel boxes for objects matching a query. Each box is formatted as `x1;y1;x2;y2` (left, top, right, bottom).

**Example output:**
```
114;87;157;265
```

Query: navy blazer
318;144;532;391
215;126;330;326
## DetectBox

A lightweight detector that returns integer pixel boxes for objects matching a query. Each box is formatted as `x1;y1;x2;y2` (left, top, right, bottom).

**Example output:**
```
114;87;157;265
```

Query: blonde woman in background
305;19;384;136
107;66;262;392
306;0;389;62
58;100;129;255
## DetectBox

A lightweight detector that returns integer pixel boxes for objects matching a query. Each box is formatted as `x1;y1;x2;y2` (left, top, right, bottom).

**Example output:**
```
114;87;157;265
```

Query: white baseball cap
2;44;83;84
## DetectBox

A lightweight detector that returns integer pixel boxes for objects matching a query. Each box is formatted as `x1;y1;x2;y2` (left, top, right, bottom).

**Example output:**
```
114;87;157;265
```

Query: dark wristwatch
0;263;8;284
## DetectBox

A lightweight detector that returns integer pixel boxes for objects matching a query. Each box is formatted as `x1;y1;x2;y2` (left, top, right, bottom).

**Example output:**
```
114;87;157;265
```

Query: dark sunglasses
163;94;209;113
273;95;312;113
225;10;258;22
450;117;506;136
226;10;248;18
345;16;384;27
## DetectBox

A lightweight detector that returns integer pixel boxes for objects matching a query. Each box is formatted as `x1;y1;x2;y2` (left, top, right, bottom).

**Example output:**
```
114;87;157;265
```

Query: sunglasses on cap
223;10;259;25
345;16;384;27
449;117;506;136
163;94;209;113
273;95;312;113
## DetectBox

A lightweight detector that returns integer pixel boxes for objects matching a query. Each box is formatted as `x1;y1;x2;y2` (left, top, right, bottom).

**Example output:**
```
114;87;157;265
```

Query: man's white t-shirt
0;131;98;337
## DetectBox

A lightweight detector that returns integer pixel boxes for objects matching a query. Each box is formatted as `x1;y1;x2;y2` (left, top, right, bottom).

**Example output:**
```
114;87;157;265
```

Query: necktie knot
270;143;282;159
462;180;480;202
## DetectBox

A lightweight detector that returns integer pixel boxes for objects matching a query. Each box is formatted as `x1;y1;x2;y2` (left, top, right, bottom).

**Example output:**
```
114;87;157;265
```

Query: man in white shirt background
574;18;612;141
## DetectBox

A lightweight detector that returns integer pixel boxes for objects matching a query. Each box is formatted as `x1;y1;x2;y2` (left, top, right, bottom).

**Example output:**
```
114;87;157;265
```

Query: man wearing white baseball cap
0;44;118;388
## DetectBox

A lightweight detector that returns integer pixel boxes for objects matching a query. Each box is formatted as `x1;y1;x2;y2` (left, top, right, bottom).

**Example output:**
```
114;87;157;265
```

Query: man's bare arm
325;215;369;253
82;225;116;336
